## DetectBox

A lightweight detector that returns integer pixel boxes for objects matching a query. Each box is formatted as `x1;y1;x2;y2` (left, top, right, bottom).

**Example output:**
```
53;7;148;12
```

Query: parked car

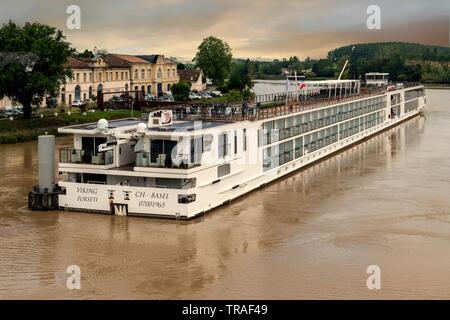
156;95;174;102
144;94;156;101
211;90;222;97
71;99;86;107
199;92;212;99
189;92;202;100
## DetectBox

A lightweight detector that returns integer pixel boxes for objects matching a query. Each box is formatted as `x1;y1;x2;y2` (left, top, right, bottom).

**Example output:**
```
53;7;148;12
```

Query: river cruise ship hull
57;81;425;219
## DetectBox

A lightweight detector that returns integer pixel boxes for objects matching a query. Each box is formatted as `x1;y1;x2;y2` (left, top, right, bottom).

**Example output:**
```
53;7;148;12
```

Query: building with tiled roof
136;54;179;95
58;55;131;106
178;69;206;92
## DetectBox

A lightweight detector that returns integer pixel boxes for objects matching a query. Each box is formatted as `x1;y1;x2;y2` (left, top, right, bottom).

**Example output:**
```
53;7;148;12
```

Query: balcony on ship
135;137;204;170
59;148;114;165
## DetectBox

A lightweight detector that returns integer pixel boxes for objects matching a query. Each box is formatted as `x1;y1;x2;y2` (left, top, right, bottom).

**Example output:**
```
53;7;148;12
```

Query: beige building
136;55;179;96
1;53;179;109
59;54;178;104
109;54;153;95
178;69;206;92
58;55;131;105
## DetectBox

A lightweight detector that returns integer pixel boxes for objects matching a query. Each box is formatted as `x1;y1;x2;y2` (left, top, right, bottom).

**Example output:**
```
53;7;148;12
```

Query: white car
71;100;85;107
189;92;202;100
211;90;222;97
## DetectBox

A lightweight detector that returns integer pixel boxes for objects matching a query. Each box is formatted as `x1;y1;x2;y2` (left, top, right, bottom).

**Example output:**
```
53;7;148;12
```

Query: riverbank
0;110;141;144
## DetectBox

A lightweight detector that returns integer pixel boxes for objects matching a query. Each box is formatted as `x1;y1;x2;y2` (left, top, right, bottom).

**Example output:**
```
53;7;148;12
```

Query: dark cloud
0;0;448;59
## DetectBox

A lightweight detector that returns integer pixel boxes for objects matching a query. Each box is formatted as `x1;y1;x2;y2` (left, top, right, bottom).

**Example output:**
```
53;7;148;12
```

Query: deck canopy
286;78;361;98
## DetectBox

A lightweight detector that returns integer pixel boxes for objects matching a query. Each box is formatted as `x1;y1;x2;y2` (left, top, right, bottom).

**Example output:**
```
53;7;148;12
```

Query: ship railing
153;82;423;123
135;152;199;169
59;148;114;165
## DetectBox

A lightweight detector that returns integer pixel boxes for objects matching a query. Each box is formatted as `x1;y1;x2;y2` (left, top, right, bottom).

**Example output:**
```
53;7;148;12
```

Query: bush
172;81;192;101
216;83;229;94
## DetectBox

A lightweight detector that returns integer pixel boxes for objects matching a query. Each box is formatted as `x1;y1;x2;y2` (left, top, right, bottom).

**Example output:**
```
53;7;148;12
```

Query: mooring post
38;135;55;193
28;135;60;210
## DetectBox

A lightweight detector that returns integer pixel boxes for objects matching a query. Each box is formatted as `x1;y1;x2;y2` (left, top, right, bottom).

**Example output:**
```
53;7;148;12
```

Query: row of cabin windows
338;111;384;139
404;88;424;102
260;96;386;146
262;110;385;171
405;99;420;113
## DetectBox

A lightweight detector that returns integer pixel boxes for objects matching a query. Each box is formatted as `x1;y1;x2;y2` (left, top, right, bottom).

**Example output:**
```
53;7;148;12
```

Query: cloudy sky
0;0;449;60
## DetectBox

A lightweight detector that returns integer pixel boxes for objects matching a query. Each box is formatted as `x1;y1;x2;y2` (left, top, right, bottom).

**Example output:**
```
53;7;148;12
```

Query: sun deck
165;82;423;123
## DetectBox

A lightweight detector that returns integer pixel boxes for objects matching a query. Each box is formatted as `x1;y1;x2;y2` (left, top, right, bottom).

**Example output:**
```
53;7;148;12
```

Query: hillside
245;42;450;84
328;42;450;83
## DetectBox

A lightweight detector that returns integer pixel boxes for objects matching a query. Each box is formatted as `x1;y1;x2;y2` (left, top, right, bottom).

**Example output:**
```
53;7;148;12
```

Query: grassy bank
0;109;141;144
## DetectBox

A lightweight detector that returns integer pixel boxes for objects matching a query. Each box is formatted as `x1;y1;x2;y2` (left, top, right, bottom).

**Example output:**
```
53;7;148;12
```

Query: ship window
154;178;196;189
81;137;107;161
218;163;231;177
190;136;203;164
150;139;177;165
178;194;196;204
243;129;247;151
82;173;107;184
218;133;229;158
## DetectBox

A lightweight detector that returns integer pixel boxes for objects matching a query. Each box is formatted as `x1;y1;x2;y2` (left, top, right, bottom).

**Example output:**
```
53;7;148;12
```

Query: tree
77;49;94;59
193;36;232;86
228;62;253;92
177;62;187;71
0;21;73;118
171;81;191;101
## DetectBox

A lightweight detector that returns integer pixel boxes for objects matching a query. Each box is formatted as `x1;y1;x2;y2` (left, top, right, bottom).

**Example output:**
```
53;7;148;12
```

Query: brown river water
0;89;449;299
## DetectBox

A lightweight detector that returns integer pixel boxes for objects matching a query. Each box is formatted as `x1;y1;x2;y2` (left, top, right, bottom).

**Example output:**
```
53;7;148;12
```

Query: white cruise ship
56;79;426;219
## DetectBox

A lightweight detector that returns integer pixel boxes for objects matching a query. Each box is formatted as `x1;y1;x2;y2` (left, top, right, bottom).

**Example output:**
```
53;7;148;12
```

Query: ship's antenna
338;46;355;80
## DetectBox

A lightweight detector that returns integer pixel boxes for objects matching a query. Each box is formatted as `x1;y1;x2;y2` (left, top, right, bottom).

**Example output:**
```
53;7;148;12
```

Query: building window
83;73;87;82
74;85;81;100
98;73;102;82
141;69;145;79
218;133;229;158
125;72;128;80
89;73;92;82
157;69;162;80
148;70;151;79
134;70;138;80
76;73;80;82
121;72;124;80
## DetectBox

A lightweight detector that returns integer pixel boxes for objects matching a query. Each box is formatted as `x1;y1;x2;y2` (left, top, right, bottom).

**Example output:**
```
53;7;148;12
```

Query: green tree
177;62;187;70
77;49;94;59
228;63;253;91
0;21;73;118
193;36;232;86
171;81;191;101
